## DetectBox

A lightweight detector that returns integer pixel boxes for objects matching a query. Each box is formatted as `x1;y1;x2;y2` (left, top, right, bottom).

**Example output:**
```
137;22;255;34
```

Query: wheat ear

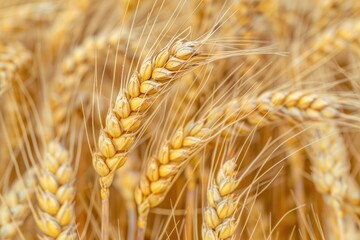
0;167;37;239
202;159;240;240
306;19;360;64
94;40;205;240
46;5;85;55
0;42;32;95
93;40;204;197
0;41;32;147
134;89;343;238
306;123;360;239
0;2;61;36
35;141;76;239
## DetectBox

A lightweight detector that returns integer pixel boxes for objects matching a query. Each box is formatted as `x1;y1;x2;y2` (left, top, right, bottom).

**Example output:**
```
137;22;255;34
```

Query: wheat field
1;0;360;239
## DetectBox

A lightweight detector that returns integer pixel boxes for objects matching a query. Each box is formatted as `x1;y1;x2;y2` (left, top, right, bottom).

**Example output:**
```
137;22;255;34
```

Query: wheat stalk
283;133;308;239
35;141;76;239
0;167;37;239
306;19;360;64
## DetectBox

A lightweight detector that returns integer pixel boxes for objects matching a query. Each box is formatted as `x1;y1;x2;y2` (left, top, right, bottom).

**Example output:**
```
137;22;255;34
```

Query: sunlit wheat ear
184;154;201;240
0;42;32;94
48;28;133;139
0;2;61;37
133;88;346;237
202;159;240;240
93;39;206;198
220;89;344;138
35;141;76;239
133;98;247;237
306;123;360;239
0;167;37;239
47;5;84;54
305;20;360;64
0;42;32;154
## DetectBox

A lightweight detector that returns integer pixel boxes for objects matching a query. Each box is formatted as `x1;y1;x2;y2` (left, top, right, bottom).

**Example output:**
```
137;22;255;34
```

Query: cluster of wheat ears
2;0;360;239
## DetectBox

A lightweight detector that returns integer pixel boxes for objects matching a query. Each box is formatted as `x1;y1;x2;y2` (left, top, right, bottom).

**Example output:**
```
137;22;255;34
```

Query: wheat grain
184;155;201;240
283;133;308;239
306;19;360;63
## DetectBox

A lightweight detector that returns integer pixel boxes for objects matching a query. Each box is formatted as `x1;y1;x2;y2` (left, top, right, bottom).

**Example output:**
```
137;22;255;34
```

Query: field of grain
1;0;360;239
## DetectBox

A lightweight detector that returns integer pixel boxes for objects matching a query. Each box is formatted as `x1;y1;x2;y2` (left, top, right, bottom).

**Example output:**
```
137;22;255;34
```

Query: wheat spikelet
35;141;76;239
202;159;240;240
93;39;206;198
0;167;37;239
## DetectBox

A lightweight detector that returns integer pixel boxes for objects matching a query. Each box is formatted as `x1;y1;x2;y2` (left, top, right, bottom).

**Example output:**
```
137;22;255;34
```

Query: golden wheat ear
0;2;62;37
0;167;37;239
34;141;76;239
202;159;240;240
305;123;360;239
